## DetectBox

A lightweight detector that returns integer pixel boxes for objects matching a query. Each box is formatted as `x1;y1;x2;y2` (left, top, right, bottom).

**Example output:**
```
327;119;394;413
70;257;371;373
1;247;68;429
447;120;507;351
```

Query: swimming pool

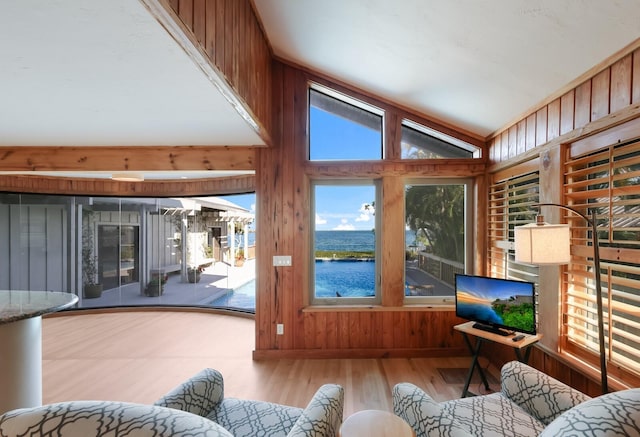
210;260;378;310
314;260;375;297
210;279;256;311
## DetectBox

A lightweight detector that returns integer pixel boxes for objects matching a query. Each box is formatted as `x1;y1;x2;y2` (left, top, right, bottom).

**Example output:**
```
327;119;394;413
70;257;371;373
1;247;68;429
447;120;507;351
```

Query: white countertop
0;291;78;324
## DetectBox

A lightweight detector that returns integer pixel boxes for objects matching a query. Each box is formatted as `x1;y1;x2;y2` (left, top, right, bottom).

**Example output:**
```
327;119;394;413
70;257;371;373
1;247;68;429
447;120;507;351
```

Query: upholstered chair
155;368;344;437
0;400;233;436
393;360;640;437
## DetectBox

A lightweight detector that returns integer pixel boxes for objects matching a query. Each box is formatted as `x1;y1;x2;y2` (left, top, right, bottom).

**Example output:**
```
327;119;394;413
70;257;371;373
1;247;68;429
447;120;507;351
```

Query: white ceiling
0;0;263;147
255;0;640;137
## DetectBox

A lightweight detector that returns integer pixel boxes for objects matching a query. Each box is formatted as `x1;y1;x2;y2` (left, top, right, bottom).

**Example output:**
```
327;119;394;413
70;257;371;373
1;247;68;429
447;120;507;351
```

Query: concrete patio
79;258;256;309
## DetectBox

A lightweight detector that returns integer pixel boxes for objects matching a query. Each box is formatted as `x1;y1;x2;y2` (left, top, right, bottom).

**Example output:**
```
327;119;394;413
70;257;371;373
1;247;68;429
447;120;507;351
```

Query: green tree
405;185;465;263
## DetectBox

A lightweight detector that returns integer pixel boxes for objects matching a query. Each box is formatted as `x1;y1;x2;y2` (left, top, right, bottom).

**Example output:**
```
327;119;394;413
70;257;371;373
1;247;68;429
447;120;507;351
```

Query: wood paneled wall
488;46;640;165
484;41;640;394
164;0;272;144
253;62;486;359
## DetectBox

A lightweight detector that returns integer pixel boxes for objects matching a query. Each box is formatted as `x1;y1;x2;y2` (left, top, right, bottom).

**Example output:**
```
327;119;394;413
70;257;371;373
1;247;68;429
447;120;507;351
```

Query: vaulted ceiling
255;0;640;137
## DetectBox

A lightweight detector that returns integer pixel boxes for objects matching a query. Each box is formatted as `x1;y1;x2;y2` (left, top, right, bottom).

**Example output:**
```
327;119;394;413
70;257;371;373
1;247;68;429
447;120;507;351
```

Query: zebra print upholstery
0;400;232;436
393;361;640;437
155;368;344;437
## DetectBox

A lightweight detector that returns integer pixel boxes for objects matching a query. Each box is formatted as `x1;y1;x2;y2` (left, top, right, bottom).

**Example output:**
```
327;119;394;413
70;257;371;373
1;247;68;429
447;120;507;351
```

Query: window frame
403;178;474;305
401;119;480;159
308;83;385;161
310;179;381;305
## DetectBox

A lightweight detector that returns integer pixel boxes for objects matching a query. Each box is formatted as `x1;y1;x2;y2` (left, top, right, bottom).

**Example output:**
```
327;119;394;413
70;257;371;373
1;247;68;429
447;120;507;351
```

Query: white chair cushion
0;400;232;436
211;398;302;437
540;388;640;437
442;393;545;437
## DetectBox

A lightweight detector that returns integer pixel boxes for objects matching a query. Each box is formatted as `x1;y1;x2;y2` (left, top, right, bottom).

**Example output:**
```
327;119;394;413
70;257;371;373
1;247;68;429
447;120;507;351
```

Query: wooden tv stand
454;321;542;397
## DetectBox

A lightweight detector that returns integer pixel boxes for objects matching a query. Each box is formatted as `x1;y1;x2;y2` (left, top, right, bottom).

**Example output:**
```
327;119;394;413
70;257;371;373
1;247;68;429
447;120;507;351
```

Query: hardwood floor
42;310;501;417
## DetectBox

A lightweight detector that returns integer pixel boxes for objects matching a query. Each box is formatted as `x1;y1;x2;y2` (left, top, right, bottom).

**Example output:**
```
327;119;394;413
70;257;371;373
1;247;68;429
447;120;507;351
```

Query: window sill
302;304;455;313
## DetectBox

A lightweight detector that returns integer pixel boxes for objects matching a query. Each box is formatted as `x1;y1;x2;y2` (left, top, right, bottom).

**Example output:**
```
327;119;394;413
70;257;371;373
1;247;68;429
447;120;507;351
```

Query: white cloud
355;203;374;222
250;203;256;212
333;223;355;230
332;218;354;230
315;214;327;225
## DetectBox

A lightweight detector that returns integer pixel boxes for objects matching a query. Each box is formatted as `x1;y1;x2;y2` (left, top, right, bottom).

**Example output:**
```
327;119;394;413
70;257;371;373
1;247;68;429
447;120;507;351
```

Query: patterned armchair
393;360;640;437
0;400;233;436
155;368;344;437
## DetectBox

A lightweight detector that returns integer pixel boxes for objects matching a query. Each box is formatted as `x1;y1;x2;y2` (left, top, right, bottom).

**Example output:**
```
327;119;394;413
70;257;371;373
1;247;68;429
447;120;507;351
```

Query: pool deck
405;260;454;296
80;259;256;309
78;258;451;309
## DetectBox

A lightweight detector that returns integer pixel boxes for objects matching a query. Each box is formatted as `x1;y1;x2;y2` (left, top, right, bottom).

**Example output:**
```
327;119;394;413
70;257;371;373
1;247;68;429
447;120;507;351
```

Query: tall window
488;170;540;284
404;180;472;303
564;140;640;378
309;86;383;160
311;181;380;304
307;84;483;307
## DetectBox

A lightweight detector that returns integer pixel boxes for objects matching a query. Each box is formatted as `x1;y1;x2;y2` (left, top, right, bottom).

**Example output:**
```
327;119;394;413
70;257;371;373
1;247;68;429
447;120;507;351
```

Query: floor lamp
514;203;607;394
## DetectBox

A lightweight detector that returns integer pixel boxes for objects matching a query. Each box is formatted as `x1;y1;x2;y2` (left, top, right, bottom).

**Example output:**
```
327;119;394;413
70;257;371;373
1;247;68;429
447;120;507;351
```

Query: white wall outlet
272;255;292;266
276;323;284;335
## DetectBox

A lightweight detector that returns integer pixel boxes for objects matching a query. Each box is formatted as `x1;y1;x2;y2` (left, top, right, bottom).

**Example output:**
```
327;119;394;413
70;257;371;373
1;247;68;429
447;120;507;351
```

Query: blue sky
220;186;376;232
221;106;380;231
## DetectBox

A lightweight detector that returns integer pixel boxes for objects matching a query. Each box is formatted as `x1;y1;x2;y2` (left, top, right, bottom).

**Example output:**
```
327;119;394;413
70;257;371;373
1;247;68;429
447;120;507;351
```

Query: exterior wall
146;212;182;273
0;204;68;292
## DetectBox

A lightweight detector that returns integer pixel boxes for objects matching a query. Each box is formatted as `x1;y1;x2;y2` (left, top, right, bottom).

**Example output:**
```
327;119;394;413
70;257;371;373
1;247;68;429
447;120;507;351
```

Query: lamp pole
535;203;607;393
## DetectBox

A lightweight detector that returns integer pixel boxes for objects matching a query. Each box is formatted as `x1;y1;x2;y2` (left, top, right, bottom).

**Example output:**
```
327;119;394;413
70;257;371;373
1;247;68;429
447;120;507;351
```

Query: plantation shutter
488;170;540;284
564;139;640;377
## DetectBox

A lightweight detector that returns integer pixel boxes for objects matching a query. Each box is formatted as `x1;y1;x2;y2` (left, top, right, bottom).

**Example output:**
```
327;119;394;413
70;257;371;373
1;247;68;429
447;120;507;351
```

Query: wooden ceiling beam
0;174;255;197
0;146;256;172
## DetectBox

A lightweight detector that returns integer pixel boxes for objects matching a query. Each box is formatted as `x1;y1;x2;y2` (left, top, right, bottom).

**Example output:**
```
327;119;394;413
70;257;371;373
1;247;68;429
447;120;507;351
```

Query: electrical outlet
276;324;284;335
273;255;292;266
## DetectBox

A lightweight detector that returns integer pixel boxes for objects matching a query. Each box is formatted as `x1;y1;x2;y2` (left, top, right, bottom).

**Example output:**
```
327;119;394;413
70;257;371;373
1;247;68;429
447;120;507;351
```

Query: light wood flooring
42;310;501;417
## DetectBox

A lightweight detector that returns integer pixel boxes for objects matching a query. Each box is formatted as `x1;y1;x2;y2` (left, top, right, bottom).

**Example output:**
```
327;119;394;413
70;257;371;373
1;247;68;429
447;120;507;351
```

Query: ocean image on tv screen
456;275;535;333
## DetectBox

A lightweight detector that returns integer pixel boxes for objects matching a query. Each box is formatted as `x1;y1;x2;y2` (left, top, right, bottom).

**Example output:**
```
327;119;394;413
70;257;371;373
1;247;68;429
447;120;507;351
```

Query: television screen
455;274;536;335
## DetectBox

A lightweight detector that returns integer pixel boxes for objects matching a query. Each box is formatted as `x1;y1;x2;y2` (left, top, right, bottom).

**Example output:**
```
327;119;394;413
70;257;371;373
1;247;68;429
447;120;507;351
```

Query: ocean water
241;230;420;250
315;230;419;251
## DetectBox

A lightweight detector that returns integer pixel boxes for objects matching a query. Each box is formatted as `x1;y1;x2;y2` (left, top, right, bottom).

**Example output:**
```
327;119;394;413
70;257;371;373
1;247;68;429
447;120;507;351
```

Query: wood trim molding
253;346;468;360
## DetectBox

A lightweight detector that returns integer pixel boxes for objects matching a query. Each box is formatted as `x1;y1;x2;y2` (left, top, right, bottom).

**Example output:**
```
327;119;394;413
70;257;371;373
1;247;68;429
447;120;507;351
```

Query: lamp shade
514;222;571;265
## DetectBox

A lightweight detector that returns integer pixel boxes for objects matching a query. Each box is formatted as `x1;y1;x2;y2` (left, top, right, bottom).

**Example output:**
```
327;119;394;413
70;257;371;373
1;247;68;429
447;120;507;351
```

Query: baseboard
252;347;468;360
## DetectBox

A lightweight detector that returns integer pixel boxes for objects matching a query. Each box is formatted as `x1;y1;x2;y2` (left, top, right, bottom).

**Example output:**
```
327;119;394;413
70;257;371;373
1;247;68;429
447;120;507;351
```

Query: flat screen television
455;274;536;336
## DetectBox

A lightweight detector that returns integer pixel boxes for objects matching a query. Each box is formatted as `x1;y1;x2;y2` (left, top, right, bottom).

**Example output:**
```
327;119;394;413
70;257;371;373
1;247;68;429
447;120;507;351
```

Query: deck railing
418;252;464;287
